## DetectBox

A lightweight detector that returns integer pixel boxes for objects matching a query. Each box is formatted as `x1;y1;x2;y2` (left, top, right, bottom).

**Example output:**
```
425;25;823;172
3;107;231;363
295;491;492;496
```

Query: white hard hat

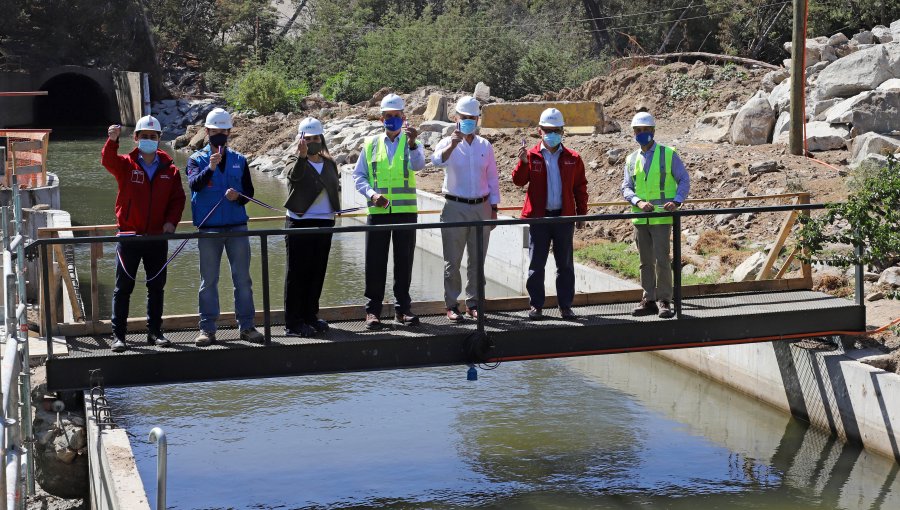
135;115;161;133
539;108;565;127
455;96;480;116
205;108;233;129
631;111;656;128
380;93;405;112
297;117;324;136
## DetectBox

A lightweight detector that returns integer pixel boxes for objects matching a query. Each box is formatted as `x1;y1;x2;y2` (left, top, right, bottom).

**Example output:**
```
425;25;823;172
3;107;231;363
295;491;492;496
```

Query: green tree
797;156;900;271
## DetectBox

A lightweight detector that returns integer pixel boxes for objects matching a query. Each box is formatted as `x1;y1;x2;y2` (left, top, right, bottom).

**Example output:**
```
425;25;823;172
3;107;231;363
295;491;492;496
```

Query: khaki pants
441;200;491;309
634;224;672;302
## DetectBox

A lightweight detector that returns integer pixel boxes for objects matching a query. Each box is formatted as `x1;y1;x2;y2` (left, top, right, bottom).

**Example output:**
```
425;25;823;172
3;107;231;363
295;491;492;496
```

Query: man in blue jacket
186;108;264;346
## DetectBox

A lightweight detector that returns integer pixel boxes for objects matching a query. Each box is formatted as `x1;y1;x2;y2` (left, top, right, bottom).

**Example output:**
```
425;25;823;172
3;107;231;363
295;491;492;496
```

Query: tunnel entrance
34;73;111;127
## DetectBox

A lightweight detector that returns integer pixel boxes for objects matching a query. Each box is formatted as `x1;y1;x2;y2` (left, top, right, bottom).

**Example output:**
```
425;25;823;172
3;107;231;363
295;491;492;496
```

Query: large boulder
693;110;738;143
761;69;789;92
772;111;791;139
892;19;900;37
853;30;874;44
849;132;900;166
810;98;842;120
827;32;849;46
767;80;791;113
877;78;900;91
872;25;894;43
474;82;491;101
878;267;900;288
814;45;895;99
824;90;900;134
423;93;448;122
804;121;850;152
732;252;767;282
419;120;453;133
731;91;776;145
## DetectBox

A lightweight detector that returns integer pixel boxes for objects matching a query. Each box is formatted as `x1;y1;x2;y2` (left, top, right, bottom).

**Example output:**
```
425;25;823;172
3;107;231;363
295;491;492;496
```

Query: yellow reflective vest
628;144;677;225
363;133;418;215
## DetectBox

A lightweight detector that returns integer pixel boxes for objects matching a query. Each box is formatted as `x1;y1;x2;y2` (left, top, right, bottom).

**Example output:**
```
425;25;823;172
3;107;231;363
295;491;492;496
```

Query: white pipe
148;428;166;510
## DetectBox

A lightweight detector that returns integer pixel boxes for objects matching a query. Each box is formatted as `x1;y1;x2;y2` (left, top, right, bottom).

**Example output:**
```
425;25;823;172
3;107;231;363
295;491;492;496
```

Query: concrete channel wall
84;393;150;510
340;167;900;463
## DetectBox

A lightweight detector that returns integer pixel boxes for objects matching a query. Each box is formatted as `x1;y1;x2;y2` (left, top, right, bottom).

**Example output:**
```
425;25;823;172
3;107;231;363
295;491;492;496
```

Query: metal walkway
46;290;865;390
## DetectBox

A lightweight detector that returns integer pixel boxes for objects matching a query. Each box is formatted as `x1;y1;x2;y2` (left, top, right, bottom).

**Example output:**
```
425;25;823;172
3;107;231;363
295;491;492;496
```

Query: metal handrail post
260;235;271;345
673;214;682;318
475;225;486;335
854;244;866;323
39;245;52;357
148;428;166;510
11;174;33;494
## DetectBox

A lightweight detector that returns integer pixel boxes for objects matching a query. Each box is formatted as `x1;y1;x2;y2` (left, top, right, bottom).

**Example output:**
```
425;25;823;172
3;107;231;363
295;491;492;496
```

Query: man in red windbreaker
102;116;186;352
512;108;588;321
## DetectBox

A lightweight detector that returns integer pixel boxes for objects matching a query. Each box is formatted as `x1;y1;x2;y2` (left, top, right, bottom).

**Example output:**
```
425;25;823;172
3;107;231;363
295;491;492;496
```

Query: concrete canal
48;132;899;509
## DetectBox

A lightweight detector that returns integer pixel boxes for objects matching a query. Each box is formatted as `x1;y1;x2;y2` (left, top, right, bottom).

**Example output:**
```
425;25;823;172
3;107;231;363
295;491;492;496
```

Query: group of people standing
101;94;689;352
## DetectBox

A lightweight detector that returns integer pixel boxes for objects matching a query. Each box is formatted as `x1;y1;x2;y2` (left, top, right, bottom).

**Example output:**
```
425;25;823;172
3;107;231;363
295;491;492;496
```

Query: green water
48;131;900;509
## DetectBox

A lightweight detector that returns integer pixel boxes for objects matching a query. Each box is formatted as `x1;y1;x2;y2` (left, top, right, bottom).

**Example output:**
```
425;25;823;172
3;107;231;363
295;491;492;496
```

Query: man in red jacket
102;116;186;352
512;108;588;321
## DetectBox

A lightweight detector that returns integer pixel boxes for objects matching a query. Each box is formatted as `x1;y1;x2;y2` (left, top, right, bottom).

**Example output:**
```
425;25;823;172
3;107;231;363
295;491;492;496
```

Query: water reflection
107;353;899;509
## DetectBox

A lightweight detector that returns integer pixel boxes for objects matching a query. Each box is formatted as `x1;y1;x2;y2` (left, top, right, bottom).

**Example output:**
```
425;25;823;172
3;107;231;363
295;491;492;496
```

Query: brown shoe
395;311;420;326
466;307;479;319
631;299;659;317
447;306;464;322
365;313;382;330
658;300;675;319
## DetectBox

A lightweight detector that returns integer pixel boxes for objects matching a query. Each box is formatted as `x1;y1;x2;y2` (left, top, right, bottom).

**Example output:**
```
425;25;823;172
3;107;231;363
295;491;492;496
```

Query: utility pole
789;0;807;155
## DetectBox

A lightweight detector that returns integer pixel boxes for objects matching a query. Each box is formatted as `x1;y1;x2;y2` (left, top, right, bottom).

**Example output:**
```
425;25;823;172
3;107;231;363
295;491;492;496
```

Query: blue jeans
198;224;255;332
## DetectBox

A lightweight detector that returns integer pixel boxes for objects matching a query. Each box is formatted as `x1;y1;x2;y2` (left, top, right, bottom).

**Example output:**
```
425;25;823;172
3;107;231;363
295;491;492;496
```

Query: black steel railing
26;201;856;359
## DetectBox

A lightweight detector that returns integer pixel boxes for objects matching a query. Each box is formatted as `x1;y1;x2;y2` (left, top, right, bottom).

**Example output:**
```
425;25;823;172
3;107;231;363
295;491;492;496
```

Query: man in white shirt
431;96;500;322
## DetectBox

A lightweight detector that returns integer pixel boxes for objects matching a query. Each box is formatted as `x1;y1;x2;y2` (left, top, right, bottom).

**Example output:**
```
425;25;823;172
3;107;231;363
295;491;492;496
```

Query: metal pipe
39;245;52;358
148;427;166;510
5;238;21;253
475;225;486;334
11;173;33;495
260;235;271;345
855;244;866;322
673;214;682;318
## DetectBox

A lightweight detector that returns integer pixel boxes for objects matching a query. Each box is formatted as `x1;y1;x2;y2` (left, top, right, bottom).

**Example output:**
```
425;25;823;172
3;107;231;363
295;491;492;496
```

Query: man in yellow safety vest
621;111;691;319
352;93;425;329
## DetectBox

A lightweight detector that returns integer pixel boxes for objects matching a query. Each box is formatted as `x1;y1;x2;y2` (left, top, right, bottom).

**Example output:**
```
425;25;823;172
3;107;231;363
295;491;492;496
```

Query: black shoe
527;306;543;321
287;323;316;338
560;307;577;319
147;330;172;347
395;311;420;326
111;336;127;353
308;319;330;333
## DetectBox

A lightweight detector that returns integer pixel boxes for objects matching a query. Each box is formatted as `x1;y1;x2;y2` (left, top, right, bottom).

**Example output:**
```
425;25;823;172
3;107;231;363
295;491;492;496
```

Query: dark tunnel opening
34;73;112;127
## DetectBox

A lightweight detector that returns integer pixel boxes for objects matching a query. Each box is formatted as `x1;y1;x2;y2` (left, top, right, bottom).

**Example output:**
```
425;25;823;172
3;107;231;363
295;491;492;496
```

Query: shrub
228;67;289;115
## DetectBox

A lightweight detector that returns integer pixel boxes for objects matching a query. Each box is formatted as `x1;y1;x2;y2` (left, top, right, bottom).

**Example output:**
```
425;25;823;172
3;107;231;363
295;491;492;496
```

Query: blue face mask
137;139;158;154
543;132;562;148
459;119;477;135
383;116;404;132
635;132;654;146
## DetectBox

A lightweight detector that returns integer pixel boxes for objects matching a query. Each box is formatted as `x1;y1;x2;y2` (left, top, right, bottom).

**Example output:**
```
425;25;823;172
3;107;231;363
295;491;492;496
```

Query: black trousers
284;218;334;329
364;213;417;315
111;239;168;338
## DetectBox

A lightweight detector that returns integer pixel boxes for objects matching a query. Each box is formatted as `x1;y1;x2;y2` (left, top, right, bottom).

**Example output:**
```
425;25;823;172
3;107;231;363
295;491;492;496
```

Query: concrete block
423;93;447;122
481;101;605;131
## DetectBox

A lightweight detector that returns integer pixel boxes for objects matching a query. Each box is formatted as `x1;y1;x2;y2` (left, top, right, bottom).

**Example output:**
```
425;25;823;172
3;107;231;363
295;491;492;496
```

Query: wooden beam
614;52;781;70
55;278;812;337
789;0;807;155
774;247;799;279
53;245;84;322
758;199;800;280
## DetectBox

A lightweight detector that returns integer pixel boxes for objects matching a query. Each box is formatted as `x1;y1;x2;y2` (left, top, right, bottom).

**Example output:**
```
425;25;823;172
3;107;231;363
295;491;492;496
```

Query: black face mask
306;142;323;155
209;133;228;148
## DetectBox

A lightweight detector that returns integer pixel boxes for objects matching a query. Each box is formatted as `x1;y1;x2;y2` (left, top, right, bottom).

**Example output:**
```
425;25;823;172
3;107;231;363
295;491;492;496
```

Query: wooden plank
797;193;813;284
10;140;43;151
53;245;84;322
11;164;42;175
774;247;799;280
48;238;60;337
56;279;813;337
757;204;799;280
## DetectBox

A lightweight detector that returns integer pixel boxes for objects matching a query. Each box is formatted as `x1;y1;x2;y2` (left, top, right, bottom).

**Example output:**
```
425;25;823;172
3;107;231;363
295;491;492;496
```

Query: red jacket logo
130;169;145;184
